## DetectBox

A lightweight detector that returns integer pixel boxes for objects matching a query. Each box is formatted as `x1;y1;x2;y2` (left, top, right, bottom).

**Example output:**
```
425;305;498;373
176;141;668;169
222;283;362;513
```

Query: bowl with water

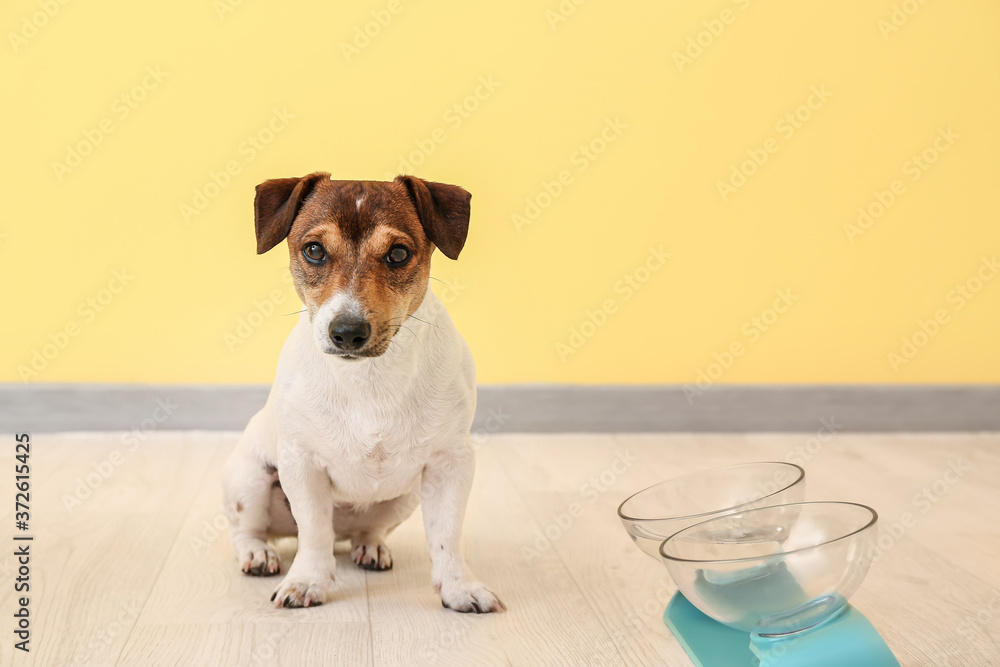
659;501;879;635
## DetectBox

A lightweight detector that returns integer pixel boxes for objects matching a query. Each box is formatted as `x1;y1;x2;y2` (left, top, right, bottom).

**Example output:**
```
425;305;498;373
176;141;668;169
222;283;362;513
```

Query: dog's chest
289;392;441;502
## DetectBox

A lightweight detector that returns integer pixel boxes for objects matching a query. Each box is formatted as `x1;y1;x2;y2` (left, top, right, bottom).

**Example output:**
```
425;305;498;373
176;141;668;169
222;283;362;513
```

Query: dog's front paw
351;541;392;571
270;558;334;608
438;580;506;614
270;575;330;608
235;539;282;576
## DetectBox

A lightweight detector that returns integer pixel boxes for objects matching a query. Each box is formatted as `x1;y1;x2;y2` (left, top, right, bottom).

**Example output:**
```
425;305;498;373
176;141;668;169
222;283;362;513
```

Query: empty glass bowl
617;462;806;559
659;501;879;635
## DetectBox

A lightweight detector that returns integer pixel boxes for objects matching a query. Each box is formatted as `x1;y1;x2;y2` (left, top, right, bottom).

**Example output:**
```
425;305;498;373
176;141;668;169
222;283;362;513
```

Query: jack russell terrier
222;173;504;613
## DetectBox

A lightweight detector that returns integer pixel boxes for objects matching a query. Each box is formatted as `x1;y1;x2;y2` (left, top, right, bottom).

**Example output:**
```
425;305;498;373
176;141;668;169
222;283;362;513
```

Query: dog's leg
335;491;420;571
222;413;282;576
270;445;337;608
421;445;505;613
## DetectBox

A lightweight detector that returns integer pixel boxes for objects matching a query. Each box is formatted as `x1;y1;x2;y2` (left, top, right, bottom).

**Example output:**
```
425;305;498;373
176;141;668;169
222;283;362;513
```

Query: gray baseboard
0;384;997;433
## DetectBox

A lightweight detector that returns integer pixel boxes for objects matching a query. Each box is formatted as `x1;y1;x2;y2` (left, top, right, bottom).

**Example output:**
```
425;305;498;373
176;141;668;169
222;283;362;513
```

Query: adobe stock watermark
246;614;313;667
683;288;799;404
724;418;843;519
470;406;509;449
247;628;291;667
340;0;411;63
784;417;843;467
415;618;473;666
214;0;251;21
386;277;467;349
574;634;630;667
190;503;232;553
716;85;832;202
433;277;466;305
224;290;286;352
64;600;143;667
545;0;590;30
672;0;755;73
17;269;134;382
887;255;997;372
400;405;510;525
407;405;509;527
61;398;178;511
844;126;958;243
956;594;1000;641
51;66;169;182
866;458;970;564
179;107;294;223
380;75;501;179
7;0;71;54
556;245;670;362
623;580;674;633
877;0;932;40
730;419;844;513
512;116;628;233
521;448;638;561
413;275;467;317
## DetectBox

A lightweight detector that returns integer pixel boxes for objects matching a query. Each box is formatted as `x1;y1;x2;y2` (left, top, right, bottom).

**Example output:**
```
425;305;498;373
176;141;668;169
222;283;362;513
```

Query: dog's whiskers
389;324;417;339
404;314;441;329
386;315;437;330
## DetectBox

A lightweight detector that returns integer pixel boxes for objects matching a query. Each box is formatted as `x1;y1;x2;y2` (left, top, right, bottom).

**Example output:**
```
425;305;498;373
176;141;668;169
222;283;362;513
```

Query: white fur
309;290;365;355
222;288;504;612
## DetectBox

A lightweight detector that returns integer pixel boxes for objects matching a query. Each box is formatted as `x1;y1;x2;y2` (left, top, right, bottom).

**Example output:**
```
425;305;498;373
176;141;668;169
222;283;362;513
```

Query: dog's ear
254;172;329;254
395;175;471;260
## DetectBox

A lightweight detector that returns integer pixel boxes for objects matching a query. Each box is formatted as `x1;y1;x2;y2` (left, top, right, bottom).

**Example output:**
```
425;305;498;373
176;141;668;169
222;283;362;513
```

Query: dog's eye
303;243;326;263
386;245;410;267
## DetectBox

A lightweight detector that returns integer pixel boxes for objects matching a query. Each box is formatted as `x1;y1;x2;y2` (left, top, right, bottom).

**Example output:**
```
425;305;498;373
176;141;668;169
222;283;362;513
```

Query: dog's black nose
329;318;371;351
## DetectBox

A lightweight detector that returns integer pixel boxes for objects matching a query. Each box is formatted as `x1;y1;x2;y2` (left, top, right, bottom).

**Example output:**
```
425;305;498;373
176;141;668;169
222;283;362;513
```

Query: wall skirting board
0;384;997;433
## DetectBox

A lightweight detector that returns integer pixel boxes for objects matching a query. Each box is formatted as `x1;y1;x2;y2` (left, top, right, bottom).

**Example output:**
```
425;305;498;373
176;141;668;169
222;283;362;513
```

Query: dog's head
254;173;470;360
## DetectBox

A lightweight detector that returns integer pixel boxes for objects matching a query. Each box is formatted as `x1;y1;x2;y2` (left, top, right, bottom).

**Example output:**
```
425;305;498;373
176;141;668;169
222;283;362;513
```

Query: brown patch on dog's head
253;173;471;359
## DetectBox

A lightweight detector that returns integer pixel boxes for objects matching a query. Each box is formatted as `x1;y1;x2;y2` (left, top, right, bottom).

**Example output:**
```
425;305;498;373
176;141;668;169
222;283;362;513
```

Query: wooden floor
1;432;998;666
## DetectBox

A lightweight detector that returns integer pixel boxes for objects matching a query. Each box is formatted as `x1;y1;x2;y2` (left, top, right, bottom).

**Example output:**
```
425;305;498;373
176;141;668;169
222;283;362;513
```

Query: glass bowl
617;462;806;559
659;501;878;635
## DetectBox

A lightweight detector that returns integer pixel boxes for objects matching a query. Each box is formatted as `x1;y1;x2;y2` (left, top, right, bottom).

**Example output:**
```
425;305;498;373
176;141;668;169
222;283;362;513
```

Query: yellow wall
2;0;998;384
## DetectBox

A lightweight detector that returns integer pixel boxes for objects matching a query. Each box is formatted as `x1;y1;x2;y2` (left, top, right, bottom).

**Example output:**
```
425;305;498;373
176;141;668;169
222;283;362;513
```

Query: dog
222;173;504;613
